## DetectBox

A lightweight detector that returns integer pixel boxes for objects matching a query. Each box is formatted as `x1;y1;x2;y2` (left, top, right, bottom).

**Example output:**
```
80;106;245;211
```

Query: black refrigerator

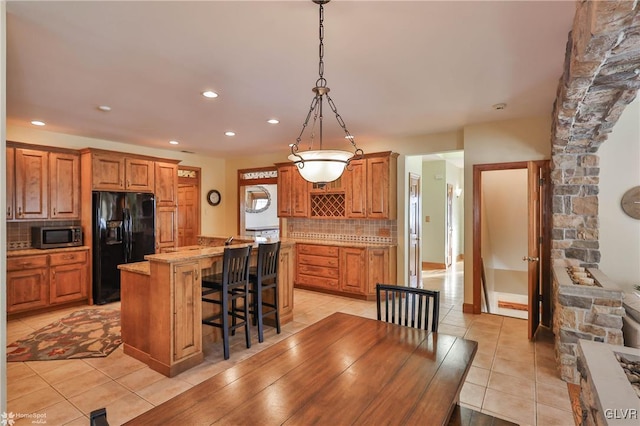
92;191;156;305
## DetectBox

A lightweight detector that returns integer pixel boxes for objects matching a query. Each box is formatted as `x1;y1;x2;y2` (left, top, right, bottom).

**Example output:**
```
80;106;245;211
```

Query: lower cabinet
173;261;202;362
7;248;90;314
295;243;395;299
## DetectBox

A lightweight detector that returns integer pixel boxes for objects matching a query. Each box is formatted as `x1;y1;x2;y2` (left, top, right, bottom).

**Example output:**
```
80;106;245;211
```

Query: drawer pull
20;262;33;267
62;254;76;260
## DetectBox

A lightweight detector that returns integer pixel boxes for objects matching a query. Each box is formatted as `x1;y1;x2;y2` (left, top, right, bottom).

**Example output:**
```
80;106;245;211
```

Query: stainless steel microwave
31;226;83;249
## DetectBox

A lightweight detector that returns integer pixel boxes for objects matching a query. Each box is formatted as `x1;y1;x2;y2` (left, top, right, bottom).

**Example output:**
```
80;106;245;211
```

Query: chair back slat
376;284;440;333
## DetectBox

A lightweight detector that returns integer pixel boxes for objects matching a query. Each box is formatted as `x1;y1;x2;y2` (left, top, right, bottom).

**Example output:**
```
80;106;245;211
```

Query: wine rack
310;193;345;217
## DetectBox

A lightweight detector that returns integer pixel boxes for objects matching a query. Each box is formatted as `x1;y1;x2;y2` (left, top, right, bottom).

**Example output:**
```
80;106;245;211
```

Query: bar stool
201;245;252;360
248;241;281;343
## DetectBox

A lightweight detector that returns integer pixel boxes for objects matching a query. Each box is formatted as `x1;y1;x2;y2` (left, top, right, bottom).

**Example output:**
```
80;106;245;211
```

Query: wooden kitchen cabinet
14;148;48;220
173;261;202;362
49;249;89;304
344;152;397;219
156;206;178;253
277;164;309;217
49;152;80;219
367;247;395;295
7;147;14;220
155;162;178;207
340;247;366;295
277;243;295;324
296;244;340;290
91;151;154;191
6;255;49;313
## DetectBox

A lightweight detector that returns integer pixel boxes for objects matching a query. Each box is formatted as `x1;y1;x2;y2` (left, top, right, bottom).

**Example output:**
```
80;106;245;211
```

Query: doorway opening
237;167;279;238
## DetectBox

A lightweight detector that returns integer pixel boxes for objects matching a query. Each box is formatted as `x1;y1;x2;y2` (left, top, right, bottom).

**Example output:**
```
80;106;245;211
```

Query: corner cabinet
276;164;309;217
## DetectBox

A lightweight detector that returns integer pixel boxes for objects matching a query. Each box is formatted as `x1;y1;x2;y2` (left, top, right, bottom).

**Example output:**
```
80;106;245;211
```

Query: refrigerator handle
123;208;130;263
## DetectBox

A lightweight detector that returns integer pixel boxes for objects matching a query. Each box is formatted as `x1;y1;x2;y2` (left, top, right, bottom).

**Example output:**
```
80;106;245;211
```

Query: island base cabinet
147;261;203;377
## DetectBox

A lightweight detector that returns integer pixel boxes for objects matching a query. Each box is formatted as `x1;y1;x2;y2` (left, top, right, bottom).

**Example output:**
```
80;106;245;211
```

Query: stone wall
553;266;624;383
550;1;640;268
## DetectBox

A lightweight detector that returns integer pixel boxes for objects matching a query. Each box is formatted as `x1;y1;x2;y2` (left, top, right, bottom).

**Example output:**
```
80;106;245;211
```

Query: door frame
408;172;421;288
472;161;551;333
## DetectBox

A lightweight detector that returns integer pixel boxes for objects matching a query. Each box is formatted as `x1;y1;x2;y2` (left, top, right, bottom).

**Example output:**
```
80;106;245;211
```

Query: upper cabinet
49;152;80;219
91;151;154;192
14;148;49;220
278;152;397;220
6;147;14;220
155;162;178;207
7;144;81;221
277;164;309;218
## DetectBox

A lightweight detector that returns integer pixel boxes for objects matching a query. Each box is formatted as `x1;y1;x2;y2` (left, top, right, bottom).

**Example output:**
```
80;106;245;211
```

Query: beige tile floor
6;263;576;425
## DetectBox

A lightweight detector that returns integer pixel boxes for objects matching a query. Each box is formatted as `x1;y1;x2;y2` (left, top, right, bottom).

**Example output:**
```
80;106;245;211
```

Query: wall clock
621;186;640;220
206;189;221;206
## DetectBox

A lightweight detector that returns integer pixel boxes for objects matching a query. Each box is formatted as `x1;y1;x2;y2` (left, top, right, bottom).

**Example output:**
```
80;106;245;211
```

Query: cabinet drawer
298;264;339;279
297;244;339;257
298;253;339;268
7;255;48;271
50;250;88;266
297;273;339;289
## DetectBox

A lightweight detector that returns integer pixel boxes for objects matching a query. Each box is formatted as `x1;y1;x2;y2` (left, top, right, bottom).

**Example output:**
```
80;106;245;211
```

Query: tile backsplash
286;218;397;244
6;220;82;250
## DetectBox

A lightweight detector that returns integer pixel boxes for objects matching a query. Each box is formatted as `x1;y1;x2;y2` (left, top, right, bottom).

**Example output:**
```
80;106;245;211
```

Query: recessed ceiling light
225;131;236;137
169;140;179;145
98;105;111;112
202;91;218;98
267;119;279;124
492;103;507;110
31;120;45;126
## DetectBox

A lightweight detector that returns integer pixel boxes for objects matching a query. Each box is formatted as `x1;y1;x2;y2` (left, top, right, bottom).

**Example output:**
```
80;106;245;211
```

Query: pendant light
288;0;363;184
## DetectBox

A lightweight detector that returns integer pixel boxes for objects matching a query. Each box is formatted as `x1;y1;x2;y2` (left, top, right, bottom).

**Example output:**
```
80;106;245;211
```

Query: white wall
599;96;640;291
422;160;446;264
7;126;228;236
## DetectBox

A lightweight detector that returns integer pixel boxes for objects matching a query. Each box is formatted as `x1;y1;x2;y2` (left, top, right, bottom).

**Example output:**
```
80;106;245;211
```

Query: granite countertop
7;246;90;257
145;238;296;263
245;226;279;231
118;261;150;275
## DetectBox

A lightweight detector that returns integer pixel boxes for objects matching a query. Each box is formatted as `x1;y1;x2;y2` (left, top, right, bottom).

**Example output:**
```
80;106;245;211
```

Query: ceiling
6;1;576;159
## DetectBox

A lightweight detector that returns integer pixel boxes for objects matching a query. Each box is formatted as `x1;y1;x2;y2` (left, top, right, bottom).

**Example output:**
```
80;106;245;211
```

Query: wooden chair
376;283;440;332
248;241;281;343
201;245;252;360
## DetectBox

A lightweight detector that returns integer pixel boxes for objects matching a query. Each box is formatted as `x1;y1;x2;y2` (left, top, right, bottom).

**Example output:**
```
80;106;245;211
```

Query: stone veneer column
550;1;640;268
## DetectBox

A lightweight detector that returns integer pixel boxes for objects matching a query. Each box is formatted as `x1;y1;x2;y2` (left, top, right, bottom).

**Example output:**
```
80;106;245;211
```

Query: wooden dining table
126;312;478;425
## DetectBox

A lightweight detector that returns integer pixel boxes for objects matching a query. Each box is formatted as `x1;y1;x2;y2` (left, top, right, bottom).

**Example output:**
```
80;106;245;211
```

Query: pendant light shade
289;0;363;185
288;149;354;184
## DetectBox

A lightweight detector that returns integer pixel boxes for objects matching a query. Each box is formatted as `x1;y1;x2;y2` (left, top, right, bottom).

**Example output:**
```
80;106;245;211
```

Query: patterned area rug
7;309;122;362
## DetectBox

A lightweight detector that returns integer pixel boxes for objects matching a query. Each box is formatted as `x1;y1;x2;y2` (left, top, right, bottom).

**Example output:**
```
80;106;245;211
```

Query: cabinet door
367;247;390;296
367;156;390;218
7;147;14;220
277;165;293;217
92;153;125;190
340;247;366;294
49;152;80;219
15;148;48;219
291;167;309;217
7;267;49;313
126;158;155;192
345;159;367;218
278;245;295;322
155;162;178;207
50;262;88;304
173;261;202;361
156;206;178;252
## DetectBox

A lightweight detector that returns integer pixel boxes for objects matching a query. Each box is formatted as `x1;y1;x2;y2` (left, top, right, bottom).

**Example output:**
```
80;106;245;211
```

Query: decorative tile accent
287;218;397;244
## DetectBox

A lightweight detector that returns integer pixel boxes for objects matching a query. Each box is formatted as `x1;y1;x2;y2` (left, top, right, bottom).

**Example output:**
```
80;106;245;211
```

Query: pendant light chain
289;0;363;182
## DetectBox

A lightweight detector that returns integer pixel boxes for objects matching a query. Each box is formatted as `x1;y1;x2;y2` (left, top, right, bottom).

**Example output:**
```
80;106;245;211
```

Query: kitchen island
118;237;295;377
